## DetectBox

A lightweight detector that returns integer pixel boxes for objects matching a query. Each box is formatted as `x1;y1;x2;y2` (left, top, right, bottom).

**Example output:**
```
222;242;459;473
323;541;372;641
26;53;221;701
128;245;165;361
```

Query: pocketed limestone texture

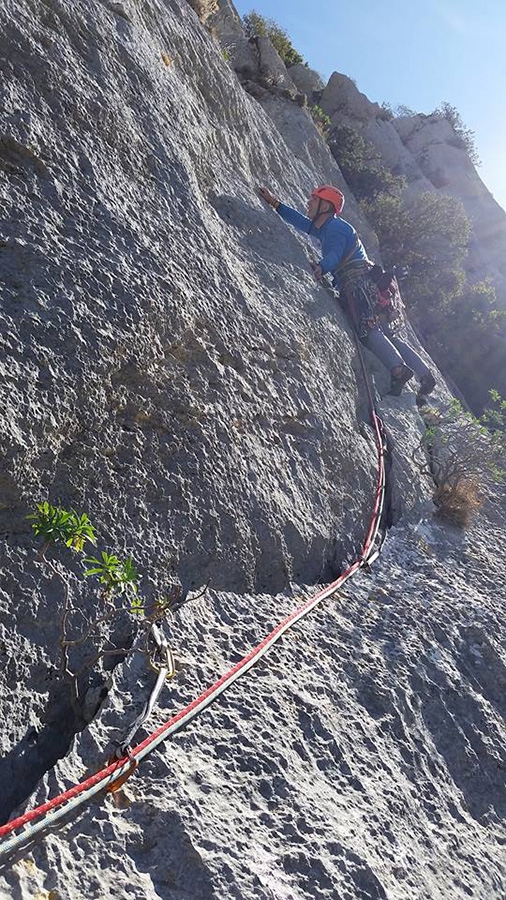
1;1;505;898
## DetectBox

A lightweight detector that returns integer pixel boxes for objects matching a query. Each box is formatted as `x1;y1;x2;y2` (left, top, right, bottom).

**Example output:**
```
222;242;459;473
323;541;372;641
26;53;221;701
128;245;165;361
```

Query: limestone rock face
208;0;246;47
287;63;325;102
0;0;382;603
208;2;301;101
0;0;404;815
235;35;302;102
1;1;506;898
225;35;259;81
255;35;296;90
361;119;433;195
320;71;383;125
186;0;219;23
2;511;506;900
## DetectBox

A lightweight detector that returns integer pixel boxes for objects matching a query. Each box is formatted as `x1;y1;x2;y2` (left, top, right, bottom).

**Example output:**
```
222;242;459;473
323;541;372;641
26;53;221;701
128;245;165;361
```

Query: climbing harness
0;295;388;864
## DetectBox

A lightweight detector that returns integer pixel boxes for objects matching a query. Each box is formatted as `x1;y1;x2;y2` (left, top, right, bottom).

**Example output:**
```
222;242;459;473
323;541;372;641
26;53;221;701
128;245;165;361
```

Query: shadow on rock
0;684;80;825
127;806;218;899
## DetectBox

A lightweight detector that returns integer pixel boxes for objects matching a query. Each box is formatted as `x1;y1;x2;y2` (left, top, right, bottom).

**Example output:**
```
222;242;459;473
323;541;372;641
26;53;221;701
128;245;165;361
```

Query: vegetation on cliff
326;118;505;413
242;10;305;67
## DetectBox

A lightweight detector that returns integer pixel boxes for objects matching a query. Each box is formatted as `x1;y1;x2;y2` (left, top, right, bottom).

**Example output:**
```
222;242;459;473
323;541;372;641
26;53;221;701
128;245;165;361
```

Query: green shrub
415;395;506;527
432;101;480;165
360;190;470;294
329;123;405;200
309;105;331;138
379;101;394;120
28;502;96;553
84;551;139;598
28;503;148;699
395;104;418;117
242;10;304;67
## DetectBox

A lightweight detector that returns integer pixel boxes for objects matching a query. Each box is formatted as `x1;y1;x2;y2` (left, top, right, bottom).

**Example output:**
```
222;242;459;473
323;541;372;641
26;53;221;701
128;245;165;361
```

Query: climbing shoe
389;364;414;396
418;372;436;396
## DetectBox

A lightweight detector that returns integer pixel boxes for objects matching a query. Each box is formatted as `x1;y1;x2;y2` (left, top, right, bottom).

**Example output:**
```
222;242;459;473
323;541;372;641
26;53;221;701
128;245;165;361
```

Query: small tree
361;190;470;307
309;105;331;138
379;101;394;120
242;10;304;67
27;502;197;709
414;395;506;527
394;104;418;117
432;101;480;166
329;123;406;201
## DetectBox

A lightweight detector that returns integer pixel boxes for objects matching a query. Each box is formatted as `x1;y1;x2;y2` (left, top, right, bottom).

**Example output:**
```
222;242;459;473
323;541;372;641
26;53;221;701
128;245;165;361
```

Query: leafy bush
242;10;304;67
379;101;394;120
28;502;96;553
27;502;182;705
329;123;405;200
84;551;139;598
329;123;368;172
309;105;331;138
394;104;418;117
432;101;480;166
361;190;470;309
414;394;506;527
360;181;506;412
425;279;506;411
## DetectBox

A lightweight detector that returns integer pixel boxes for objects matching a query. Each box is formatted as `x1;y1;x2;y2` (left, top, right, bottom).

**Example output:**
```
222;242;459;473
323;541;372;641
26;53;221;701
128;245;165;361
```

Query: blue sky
234;0;506;211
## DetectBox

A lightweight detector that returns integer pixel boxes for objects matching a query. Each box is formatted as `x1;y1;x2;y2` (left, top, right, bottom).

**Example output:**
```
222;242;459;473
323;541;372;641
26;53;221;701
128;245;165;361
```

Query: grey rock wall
1;0;375;599
186;0;219;23
2;513;506;900
0;0;425;808
320;71;383;124
1;1;505;898
287;63;324;103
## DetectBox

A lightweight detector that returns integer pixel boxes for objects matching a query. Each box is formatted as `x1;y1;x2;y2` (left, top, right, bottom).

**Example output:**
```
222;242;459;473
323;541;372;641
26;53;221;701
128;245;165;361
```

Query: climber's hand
258;187;280;209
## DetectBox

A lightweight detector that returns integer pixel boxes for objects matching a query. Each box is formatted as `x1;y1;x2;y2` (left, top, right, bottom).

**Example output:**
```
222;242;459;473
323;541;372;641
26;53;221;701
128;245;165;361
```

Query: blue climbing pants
362;324;431;379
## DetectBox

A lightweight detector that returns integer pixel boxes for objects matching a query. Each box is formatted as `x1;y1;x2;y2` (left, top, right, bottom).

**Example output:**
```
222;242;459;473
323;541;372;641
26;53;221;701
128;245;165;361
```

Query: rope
0;295;387;863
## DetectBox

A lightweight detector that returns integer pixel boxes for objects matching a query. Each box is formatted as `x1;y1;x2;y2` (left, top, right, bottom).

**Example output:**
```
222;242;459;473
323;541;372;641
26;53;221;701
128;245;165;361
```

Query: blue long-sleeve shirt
276;202;368;283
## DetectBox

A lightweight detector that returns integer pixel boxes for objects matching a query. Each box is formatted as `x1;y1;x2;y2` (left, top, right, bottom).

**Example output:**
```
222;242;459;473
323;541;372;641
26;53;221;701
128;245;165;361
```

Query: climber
258;184;436;400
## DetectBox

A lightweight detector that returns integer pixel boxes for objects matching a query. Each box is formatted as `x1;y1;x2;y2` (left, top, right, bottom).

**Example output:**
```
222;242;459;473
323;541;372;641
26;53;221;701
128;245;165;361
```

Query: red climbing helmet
311;185;345;215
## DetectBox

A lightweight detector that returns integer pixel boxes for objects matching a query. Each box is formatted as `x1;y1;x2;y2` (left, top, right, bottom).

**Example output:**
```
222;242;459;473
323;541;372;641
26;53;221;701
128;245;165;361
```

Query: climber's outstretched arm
258;186;312;235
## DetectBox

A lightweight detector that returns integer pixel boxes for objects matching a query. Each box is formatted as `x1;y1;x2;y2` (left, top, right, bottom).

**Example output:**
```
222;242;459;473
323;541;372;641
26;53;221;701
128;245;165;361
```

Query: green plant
242;10;304;67
309;105;331;138
28;502;208;712
379;102;394;120
432;101;480;165
84;551;139;597
28;501;96;553
395;104;418;117
482;389;506;434
28;502;145;704
329;123;405;201
130;594;145;616
362;172;506;412
414;396;506;527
